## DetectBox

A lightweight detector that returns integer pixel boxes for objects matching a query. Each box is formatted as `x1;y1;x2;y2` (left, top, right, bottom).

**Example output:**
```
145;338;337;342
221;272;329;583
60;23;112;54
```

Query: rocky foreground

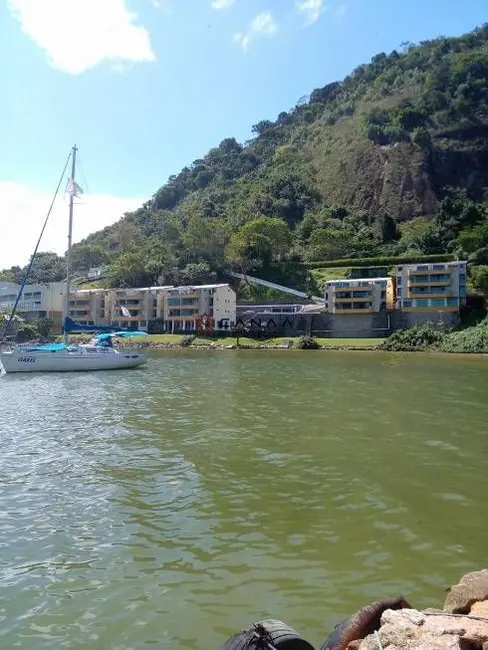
342;570;488;650
220;570;488;650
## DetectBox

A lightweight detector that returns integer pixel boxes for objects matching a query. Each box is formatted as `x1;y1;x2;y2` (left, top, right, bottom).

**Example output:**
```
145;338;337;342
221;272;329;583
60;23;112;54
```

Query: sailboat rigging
0;145;147;374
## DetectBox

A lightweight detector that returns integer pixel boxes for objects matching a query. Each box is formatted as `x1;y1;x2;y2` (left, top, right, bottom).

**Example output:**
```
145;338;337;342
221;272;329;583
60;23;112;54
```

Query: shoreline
116;340;488;356
33;333;487;355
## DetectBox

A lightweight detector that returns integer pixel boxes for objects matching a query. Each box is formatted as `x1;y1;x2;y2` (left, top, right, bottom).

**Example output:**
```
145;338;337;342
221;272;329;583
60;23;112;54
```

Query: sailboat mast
63;144;77;346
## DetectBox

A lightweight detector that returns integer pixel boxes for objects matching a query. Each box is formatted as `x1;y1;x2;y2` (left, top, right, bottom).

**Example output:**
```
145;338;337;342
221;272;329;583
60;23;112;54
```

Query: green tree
453;221;488;261
179;262;217;285
470;265;488;298
106;251;149;288
26;252;66;284
71;244;108;271
374;212;399;243
37;316;54;338
227;217;291;271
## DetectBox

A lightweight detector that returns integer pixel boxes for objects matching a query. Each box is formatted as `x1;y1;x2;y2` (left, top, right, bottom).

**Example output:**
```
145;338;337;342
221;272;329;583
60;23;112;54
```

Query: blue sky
0;0;486;268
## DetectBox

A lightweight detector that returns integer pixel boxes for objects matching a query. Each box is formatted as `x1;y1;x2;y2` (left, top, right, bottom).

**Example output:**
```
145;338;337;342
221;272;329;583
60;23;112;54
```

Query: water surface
1;350;487;649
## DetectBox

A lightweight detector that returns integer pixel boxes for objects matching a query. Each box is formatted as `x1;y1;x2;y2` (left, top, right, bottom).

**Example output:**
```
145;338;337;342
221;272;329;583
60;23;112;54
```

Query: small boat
0;146;146;374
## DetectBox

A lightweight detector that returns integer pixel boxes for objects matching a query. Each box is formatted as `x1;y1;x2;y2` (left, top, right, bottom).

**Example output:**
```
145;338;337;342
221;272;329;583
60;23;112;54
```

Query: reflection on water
0;350;487;649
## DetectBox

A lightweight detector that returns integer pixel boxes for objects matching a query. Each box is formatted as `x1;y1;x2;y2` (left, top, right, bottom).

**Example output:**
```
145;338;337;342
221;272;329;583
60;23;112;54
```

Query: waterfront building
324;278;395;314
68;284;236;332
0;281;66;331
395;261;467;312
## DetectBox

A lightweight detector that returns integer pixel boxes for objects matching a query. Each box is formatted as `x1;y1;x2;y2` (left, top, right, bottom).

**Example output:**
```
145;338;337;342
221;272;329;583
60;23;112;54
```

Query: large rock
444;570;488;614
353;607;488;650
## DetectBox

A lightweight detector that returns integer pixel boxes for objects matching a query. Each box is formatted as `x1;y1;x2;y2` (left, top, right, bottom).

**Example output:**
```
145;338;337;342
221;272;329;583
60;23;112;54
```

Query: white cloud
212;0;235;8
296;0;324;26
0;181;144;268
233;11;278;52
7;0;156;75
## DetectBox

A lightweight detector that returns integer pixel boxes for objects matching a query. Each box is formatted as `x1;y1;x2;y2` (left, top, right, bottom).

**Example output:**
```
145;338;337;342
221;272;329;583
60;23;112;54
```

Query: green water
1;350;487;649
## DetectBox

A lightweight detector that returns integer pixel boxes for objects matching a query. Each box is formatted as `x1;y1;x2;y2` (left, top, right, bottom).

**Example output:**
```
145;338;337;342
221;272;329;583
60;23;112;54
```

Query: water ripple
0;351;487;648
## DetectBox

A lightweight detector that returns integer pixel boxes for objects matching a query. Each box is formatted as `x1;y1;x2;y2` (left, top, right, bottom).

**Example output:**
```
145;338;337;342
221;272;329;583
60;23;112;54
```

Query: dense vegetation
2;24;488;300
380;319;488;353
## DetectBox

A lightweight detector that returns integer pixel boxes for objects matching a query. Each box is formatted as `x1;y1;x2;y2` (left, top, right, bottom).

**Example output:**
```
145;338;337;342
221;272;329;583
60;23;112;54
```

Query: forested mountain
2;24;488;295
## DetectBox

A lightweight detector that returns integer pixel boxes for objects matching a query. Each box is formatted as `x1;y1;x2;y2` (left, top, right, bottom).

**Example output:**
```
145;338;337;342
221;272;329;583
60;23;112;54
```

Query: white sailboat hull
0;347;146;374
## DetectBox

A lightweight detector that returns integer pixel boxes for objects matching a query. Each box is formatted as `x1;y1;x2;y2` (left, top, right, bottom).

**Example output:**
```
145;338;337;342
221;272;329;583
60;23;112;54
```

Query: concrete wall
235;307;460;337
390;310;460;330
235;310;391;338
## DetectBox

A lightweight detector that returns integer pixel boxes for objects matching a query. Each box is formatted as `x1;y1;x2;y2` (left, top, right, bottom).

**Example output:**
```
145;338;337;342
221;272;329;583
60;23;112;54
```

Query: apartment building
68;284;236;332
395;261;467;312
68;286;171;331
0;281;66;330
324;278;394;314
164;284;236;332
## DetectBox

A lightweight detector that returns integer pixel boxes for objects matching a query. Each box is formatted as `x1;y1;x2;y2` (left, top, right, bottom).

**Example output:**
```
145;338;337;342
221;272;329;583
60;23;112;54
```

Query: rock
354;608;488;650
321;596;411;650
471;601;488;617
444;570;488;614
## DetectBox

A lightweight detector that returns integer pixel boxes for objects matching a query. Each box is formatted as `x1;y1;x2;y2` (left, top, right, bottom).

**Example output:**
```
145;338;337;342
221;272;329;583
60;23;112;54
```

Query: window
415;299;429;307
447;297;459;306
430;298;446;307
433;265;446;271
352;291;370;298
397;288;402;297
397;277;402;285
416;265;428;270
403;300;412;308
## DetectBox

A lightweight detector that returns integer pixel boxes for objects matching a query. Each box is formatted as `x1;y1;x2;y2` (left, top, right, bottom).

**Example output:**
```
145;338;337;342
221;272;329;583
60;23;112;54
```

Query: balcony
335;295;372;302
408;268;450;276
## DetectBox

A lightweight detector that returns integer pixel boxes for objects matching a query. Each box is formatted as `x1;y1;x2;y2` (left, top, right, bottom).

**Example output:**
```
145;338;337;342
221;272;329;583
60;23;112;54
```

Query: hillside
2;24;488;298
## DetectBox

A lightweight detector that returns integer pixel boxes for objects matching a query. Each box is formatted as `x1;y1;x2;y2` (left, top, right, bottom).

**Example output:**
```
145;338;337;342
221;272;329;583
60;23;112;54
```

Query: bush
37;316;53;339
180;334;196;347
297;335;320;350
380;325;446;351
439;320;488;353
16;323;39;343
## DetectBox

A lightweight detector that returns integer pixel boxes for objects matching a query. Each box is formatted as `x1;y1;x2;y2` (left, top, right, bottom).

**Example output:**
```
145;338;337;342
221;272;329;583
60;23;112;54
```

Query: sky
0;0;486;269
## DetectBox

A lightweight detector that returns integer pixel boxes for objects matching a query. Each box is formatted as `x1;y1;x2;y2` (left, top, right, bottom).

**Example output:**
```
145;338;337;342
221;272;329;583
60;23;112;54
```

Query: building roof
71;283;231;295
325;277;391;285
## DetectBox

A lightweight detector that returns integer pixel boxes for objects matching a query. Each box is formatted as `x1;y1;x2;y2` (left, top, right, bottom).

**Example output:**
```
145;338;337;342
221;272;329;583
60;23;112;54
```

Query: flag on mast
66;177;83;197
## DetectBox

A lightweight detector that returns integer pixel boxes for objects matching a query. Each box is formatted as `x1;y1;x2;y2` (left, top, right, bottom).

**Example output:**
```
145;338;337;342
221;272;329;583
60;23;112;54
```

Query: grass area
313;337;383;348
310;267;350;289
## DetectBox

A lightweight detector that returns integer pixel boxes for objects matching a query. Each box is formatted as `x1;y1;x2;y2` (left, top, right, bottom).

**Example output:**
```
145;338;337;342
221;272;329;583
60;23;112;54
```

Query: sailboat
0;146;146;374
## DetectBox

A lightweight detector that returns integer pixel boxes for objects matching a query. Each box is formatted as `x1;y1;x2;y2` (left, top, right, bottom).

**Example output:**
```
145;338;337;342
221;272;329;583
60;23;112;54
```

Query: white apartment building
0;281;66;330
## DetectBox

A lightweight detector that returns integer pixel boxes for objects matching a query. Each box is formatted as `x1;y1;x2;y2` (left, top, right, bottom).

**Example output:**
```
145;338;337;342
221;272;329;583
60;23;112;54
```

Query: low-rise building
68;283;236;333
395;261;467;312
0;281;66;331
324;278;395;314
